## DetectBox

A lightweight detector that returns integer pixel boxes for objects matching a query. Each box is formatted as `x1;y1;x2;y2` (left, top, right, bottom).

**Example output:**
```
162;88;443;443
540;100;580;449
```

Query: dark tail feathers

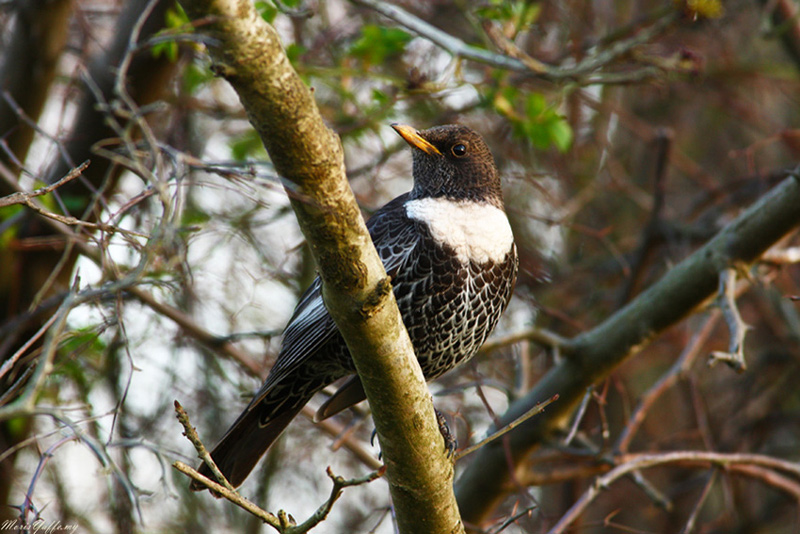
191;398;308;491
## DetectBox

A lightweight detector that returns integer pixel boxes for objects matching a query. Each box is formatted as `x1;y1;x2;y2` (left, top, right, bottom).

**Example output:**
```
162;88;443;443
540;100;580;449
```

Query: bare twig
174;461;283;527
679;469;717;534
0;271;167;422
617;129;673;306
481;20;548;74
479;327;568;355
307;405;383;470
350;0;529;73
0;311;60;383
173;400;236;493
615;312;721;453
20;436;78;525
486;503;538;534
12;276;81;416
455;395;558;461
0;159;149;239
0;161;90;208
629;469;672;512
173;401;383;533
291;467;384;533
729;463;800;499
563;388;592;446
761;246;800;264
708;268;749;371
546;451;800;534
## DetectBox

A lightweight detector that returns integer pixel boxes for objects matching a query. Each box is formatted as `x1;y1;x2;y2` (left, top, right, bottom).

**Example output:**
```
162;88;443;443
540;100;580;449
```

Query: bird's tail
190;393;310;491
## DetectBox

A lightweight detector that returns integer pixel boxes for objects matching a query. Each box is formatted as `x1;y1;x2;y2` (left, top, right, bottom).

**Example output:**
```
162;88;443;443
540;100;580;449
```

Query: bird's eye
451;143;467;157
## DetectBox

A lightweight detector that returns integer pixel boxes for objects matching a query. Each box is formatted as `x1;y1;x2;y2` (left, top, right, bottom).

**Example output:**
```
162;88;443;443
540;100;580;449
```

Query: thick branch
178;1;463;532
456;172;800;525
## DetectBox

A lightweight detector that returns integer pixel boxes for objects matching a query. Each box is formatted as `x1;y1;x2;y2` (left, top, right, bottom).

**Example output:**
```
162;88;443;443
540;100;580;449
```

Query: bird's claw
435;408;457;458
370;428;383;460
370;409;457;459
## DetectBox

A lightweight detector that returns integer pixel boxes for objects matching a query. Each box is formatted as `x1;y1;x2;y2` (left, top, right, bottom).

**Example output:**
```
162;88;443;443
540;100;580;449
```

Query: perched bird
193;124;518;490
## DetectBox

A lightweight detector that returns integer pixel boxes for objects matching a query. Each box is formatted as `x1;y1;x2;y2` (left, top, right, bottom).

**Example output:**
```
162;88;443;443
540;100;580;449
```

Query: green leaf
151;40;178;62
4;417;28;440
62;327;107;357
548;118;574;153
286;43;307;65
183;62;215;94
255;1;278;23
524;93;546;118
350;25;413;66
493;88;574;152
516;3;541;28
523;121;552;150
151;5;190;62
371;88;390;106
230;130;267;160
165;4;189;28
181;206;211;227
0;205;22;247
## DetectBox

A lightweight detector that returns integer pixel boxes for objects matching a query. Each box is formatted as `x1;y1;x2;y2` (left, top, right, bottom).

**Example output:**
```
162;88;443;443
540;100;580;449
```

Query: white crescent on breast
404;198;515;264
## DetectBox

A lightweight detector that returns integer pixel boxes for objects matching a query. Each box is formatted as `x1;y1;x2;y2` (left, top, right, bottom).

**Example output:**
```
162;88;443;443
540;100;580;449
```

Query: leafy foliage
350;25;413;67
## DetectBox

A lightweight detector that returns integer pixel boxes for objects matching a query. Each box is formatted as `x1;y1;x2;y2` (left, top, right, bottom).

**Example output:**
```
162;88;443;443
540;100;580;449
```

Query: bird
192;124;518;490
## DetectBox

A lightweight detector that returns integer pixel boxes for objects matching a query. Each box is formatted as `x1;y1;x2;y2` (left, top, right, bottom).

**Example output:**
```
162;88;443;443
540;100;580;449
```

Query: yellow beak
391;124;442;156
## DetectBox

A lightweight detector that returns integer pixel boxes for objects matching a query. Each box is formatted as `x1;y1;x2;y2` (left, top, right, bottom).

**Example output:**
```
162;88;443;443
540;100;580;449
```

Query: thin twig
0;161;90;208
479;327;569;355
481;20;548;74
173;400;236;493
708;268;749;371
546;451;800;534
350;0;530;73
680;469;718;534
173;401;384;533
487;503;538;534
290;466;385;533
761;246;800;263
617;129;673;306
0;311;60;383
0;160;149;239
455;395;558;461
630;469;672;512
615;312;721;453
174;461;283;528
563;388;592;446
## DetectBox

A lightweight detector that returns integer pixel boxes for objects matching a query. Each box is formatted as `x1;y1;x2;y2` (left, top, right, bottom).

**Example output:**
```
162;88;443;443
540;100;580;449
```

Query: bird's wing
248;194;417;407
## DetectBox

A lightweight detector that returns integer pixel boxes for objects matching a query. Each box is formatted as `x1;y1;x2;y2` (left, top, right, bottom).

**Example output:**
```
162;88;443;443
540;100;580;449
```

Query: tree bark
177;1;464;532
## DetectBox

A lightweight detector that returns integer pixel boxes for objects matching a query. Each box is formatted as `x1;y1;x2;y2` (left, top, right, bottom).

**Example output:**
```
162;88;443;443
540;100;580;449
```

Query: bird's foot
435;407;457;458
370;428;383;461
370;409;457;459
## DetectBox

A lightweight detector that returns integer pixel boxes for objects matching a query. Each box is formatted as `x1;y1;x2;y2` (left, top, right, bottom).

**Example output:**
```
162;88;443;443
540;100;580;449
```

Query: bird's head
391;124;503;207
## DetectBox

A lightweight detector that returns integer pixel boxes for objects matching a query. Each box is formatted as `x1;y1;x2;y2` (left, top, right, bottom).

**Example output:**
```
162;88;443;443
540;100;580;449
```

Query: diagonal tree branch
455;171;800;526
177;1;464;532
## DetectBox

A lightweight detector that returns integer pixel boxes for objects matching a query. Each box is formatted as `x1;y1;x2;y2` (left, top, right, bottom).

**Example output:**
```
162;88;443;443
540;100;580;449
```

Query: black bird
193;124;518;490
